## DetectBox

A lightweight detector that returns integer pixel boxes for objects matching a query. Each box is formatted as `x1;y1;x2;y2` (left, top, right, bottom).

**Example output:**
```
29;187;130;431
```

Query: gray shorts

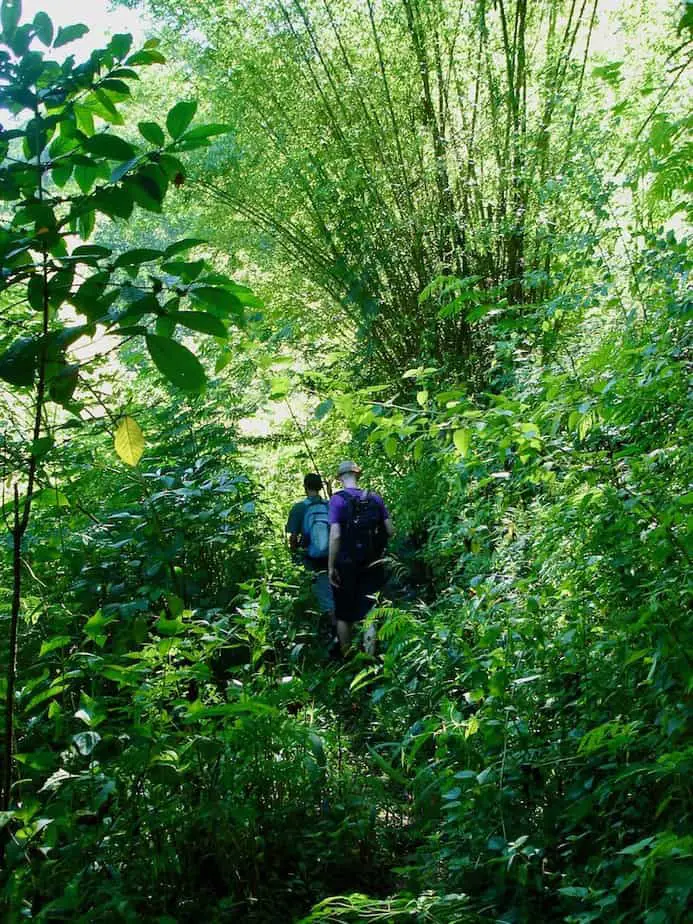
305;557;334;615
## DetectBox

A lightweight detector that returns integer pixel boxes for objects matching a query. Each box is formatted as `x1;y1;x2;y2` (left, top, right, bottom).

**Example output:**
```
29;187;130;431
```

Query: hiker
286;473;336;640
328;461;394;655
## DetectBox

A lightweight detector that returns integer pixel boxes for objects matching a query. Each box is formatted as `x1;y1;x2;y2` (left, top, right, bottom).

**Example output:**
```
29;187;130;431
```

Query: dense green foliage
1;0;691;921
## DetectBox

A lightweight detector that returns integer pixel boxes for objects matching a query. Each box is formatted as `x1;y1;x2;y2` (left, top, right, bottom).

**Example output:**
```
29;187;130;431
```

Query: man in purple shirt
328;460;394;654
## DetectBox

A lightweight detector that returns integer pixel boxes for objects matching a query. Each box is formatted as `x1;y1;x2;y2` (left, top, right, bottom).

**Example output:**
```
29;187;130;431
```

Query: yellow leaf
114;416;144;466
453;427;471;457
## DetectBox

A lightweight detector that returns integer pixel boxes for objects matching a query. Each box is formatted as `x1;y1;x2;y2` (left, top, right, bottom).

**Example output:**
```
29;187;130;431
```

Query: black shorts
333;563;385;625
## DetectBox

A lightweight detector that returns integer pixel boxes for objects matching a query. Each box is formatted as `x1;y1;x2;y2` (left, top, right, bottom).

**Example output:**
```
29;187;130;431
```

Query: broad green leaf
215;350;231;373
75;692;106;727
1;0;21;38
166;100;197;139
99;78;131;97
25;683;67;712
146;334;206;393
315;398;333;419
467;303;498;322
138;121;165;146
53;23;89;48
32;488;69;509
558;887;590;899
126;48;166;66
0;337;37;387
453;427;471;457
83;133;137;161
108;33;133;60
114;416;144;466
100;664;140;685
74;161;99;193
155;315;176;337
8;19;30;55
47;363;79;405
184;700;278;721
91;89;125;125
93;186;134;220
269;376;291;399
618;836;656;856
154;615;185;636
164;238;205;258
71;244;112;260
33;11;53;45
179;123;230;143
73;104;95;137
14;751;57;771
165;593;184;617
176;124;231;150
225;282;262;307
162;259;205;281
27;274;45;311
114;247;163;268
158;153;185;181
123;166;167;212
52;162;72;187
30;436;54;458
39;636;71;658
171;311;227;338
189;285;243;320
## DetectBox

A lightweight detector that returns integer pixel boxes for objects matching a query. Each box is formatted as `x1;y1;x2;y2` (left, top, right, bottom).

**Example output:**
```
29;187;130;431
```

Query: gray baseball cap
336;460;362;476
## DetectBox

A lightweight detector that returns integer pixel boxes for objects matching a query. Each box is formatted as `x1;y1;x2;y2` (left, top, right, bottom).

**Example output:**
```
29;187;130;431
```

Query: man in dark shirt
286;473;335;637
328;461;394;654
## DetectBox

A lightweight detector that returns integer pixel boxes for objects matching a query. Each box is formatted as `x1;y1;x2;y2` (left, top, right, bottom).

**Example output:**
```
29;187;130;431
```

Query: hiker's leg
313;567;335;636
333;564;356;655
363;621;377;656
359;565;384;655
337;619;353;653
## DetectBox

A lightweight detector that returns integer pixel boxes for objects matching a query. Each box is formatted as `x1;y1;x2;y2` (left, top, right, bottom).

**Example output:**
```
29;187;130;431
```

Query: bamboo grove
1;0;692;922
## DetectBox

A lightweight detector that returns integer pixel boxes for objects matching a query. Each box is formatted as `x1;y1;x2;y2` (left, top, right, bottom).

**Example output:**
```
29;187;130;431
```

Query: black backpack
337;490;386;567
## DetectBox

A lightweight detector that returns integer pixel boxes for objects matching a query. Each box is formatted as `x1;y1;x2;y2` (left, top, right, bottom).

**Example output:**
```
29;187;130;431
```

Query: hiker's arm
286;503;303;553
384;517;394;539
328;523;341;586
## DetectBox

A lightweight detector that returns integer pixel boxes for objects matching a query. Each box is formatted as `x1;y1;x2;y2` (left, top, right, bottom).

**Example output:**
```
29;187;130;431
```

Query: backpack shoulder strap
337;489;356;524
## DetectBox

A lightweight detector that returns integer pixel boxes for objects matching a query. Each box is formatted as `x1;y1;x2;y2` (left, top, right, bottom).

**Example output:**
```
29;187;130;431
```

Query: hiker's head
336;460;362;488
304;473;323;496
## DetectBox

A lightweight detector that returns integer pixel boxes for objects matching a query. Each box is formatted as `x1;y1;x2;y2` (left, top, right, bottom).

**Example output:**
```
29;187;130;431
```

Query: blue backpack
303;499;330;559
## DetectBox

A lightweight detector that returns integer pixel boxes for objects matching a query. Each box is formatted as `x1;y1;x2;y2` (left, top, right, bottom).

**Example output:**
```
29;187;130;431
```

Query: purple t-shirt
329;488;389;526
